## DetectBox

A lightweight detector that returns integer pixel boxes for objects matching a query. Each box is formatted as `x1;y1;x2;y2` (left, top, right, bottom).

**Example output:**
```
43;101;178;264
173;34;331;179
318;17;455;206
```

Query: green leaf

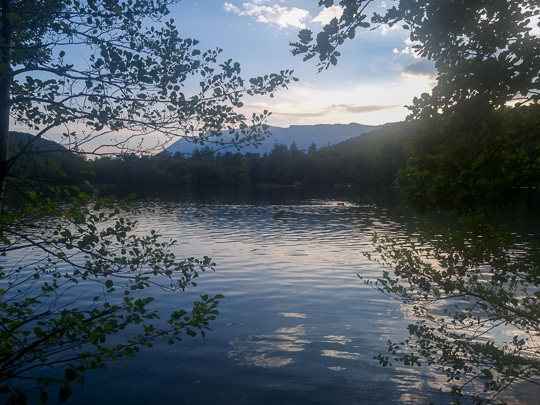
480;369;494;380
58;385;72;403
38;390;49;405
65;368;77;382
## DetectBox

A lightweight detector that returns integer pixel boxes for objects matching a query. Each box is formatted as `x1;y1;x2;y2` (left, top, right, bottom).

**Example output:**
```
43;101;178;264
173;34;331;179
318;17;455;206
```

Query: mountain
10;131;69;154
165;123;384;155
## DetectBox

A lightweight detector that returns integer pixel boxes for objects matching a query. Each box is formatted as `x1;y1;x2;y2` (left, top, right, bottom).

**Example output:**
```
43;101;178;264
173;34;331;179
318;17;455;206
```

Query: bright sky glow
170;0;437;127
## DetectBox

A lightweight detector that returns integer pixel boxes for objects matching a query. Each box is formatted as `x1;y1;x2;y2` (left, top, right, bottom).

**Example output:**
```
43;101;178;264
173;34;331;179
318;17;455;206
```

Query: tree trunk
0;0;13;213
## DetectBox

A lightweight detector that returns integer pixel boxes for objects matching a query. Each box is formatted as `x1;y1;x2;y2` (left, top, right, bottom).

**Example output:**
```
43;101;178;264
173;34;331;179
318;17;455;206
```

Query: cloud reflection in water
228;323;310;368
228;312;311;368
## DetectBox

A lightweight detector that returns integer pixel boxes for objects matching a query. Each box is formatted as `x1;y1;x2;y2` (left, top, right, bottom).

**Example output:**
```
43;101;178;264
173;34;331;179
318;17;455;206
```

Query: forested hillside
8;121;421;192
7;132;87;196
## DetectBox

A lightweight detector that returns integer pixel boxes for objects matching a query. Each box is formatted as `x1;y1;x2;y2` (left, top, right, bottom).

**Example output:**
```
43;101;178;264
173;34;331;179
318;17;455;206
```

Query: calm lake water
9;188;539;404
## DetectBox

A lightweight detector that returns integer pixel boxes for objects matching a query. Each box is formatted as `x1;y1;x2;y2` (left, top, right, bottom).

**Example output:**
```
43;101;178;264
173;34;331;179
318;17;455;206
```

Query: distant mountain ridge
165;122;384;155
10;131;69;153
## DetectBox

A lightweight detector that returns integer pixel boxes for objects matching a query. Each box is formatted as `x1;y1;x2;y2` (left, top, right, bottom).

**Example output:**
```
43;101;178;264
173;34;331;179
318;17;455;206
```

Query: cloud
271;110;327;118
402;60;436;77
311;6;343;25
239;72;435;126
223;3;240;13
393;38;422;58
223;2;310;29
328;104;402;114
262;103;402;119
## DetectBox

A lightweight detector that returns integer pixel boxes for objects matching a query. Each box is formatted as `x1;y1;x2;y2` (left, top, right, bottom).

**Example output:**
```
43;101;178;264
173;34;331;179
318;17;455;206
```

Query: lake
7;187;538;404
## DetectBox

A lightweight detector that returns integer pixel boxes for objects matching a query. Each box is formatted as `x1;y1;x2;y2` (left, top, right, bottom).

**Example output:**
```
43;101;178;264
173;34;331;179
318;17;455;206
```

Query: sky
10;0;539;149
8;0;439;149
167;0;437;128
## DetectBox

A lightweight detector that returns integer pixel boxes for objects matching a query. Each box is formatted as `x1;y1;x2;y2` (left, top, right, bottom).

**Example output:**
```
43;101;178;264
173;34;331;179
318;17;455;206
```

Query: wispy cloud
328;104;402;114
311;6;343;25
246;102;403;120
239;74;434;126
223;2;344;29
271;110;326;118
401;60;436;77
223;1;310;29
393;38;422;58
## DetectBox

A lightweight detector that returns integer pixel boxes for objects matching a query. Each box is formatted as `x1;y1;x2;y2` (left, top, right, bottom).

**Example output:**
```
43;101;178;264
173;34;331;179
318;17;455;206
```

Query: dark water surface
40;188;539;404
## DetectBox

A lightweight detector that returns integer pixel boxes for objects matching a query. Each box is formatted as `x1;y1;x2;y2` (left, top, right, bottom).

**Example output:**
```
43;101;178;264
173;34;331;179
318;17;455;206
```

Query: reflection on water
229;317;310;368
279;312;308;319
320;349;362;361
55;189;536;404
323;335;353;345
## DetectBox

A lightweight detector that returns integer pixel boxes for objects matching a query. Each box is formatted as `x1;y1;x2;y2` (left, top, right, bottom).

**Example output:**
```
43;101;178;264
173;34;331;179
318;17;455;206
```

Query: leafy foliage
399;104;540;214
2;0;296;176
364;220;540;403
291;1;539;116
0;187;223;403
291;1;540;208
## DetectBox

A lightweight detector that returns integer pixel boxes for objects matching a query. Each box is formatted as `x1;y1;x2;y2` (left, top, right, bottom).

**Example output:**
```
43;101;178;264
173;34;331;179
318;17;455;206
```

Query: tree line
8;120;421;195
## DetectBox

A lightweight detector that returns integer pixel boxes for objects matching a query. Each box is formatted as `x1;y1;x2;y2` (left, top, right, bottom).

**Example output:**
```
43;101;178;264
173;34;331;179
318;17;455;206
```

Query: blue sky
8;0;439;149
169;0;437;127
